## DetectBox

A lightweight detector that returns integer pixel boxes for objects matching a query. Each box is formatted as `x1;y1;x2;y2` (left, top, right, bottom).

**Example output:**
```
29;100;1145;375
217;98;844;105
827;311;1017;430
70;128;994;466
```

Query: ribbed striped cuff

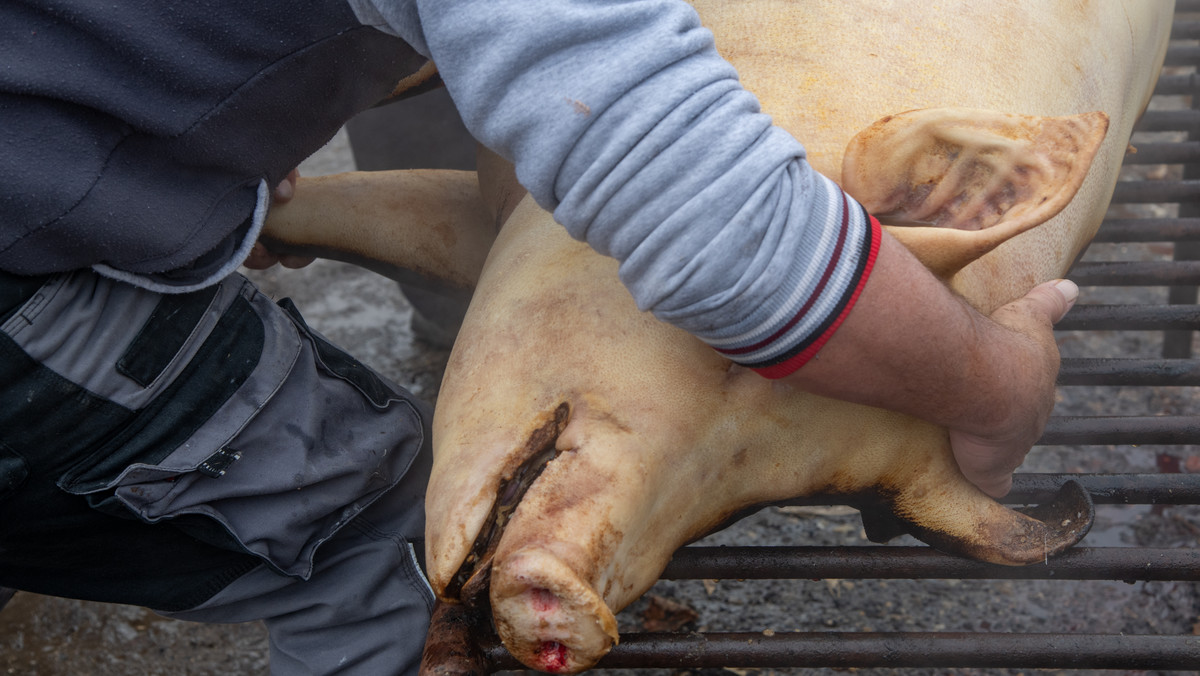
711;195;881;379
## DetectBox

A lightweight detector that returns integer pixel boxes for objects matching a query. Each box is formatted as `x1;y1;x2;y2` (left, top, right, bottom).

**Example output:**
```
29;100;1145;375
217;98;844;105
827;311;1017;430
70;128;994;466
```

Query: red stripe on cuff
752;215;882;379
715;192;854;358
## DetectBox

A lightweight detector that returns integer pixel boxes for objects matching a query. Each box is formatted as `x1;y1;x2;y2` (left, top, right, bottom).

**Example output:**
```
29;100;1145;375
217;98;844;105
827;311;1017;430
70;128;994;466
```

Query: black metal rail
486;633;1200;671
661;545;1200;582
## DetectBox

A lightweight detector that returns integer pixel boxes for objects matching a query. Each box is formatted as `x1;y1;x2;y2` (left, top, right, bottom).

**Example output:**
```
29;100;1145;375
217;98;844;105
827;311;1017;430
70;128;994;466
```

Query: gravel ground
4;87;1199;675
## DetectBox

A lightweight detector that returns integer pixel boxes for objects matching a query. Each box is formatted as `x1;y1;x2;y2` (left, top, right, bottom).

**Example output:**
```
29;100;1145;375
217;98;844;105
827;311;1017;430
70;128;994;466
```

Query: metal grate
472;4;1200;673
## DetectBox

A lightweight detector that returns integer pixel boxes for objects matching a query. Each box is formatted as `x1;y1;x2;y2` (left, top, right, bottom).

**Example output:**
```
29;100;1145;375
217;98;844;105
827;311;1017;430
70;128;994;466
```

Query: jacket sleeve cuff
92;180;269;294
720;211;882;379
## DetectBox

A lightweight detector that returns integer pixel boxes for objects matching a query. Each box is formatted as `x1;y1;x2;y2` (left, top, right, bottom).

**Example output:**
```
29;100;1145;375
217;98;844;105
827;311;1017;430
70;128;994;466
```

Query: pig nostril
529;587;559;612
536;641;569;672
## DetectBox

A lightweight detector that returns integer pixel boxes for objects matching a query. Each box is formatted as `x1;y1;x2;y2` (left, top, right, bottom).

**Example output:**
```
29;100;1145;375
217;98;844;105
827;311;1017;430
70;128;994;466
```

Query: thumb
1016;278;1079;325
274;168;300;203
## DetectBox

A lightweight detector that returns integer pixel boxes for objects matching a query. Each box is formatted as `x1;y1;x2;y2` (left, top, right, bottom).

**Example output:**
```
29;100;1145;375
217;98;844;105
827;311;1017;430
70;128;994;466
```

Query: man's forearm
787;231;1011;430
785;229;1074;495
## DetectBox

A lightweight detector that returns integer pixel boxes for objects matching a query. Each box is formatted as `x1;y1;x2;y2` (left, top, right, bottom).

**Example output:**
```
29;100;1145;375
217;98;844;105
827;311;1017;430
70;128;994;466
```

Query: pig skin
417;1;1178;673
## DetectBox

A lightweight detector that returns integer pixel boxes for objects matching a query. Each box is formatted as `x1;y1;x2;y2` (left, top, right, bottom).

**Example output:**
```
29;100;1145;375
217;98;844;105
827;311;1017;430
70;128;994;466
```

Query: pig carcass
264;2;1174;673
424;2;1174;673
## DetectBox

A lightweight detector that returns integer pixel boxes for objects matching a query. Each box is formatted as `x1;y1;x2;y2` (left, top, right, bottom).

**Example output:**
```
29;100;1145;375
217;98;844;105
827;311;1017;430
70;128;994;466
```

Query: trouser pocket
0;272;269;610
58;281;430;580
0;271;431;610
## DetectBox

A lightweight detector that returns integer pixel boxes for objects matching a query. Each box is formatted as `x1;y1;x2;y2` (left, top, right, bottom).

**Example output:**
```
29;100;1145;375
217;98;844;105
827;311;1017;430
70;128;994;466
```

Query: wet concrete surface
4;93;1200;675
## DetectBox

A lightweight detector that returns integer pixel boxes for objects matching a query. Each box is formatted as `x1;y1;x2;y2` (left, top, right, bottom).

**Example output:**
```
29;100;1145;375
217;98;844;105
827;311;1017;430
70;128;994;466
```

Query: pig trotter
863;478;1095;558
420;600;493;676
895;477;1095;565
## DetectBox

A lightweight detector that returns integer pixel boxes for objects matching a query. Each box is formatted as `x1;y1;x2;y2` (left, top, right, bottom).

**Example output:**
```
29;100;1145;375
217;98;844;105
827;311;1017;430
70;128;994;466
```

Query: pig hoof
490;547;618;673
891;477;1096;565
1015;478;1095;555
977;478;1096;564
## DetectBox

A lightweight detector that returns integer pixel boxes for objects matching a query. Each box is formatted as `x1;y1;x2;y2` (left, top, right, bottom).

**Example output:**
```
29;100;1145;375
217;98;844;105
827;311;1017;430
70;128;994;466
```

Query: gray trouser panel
0;269;434;675
165;448;433;675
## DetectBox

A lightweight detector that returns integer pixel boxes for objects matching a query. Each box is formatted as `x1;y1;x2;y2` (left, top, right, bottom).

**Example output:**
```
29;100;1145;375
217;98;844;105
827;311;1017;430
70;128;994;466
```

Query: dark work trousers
0;269;434;675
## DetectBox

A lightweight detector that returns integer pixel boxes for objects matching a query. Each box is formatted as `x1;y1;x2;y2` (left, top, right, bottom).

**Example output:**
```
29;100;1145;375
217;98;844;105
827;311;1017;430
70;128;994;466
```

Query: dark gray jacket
0;0;426;289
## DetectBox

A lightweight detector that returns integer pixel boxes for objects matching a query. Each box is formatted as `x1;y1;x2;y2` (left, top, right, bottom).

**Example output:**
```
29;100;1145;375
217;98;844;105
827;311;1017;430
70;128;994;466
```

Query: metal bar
1163;273;1199;359
1093;217;1200;242
1069;260;1200;285
1110;179;1200;203
777;474;1200;508
1040;414;1200;444
1164;44;1200;359
1132;109;1200;134
1166;45;1200;67
1155;73;1200;97
1111;2;1194;382
1054;304;1200;329
1121;141;1200;164
485;633;1200;671
1006;473;1200;505
1172;20;1200;40
659;546;1200;582
1057;358;1200;386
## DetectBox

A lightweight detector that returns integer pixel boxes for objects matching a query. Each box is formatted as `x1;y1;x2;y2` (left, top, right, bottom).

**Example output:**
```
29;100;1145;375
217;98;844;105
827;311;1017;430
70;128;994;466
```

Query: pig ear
841;108;1109;278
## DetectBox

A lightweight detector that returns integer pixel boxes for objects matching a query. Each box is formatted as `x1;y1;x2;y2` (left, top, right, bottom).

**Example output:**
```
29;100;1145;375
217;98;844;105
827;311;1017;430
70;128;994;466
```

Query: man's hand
784;231;1076;498
242;242;316;270
948;279;1077;497
243;169;316;270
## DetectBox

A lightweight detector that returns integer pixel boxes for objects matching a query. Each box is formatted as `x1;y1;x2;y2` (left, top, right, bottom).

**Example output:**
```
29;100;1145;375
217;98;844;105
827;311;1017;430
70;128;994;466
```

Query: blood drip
536;641;569;672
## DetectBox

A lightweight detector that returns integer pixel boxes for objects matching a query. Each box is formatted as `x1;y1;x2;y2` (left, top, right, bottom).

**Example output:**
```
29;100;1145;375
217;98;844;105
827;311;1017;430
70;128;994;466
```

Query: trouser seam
348;516;435;613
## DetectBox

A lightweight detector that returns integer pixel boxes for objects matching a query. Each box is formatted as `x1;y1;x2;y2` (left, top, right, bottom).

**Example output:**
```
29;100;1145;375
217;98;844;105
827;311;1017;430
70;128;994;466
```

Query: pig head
419;2;1175;673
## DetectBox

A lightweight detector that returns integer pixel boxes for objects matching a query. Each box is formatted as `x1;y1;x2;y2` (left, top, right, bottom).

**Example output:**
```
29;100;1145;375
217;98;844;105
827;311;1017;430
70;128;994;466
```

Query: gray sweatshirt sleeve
359;0;880;377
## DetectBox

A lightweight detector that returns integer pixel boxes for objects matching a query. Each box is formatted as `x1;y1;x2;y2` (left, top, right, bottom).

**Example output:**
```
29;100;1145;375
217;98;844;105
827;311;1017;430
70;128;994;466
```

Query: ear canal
841;108;1109;278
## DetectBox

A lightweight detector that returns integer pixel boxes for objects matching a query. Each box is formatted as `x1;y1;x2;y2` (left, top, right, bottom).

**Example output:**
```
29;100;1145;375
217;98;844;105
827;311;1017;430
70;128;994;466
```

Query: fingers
244;168;312;270
949;428;1021;498
971;473;1013;500
241;242;316;270
276;253;317;269
274;168;301;203
242;241;280;270
980;475;1013;500
987;277;1077;355
1014;278;1079;325
953;279;1077;499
